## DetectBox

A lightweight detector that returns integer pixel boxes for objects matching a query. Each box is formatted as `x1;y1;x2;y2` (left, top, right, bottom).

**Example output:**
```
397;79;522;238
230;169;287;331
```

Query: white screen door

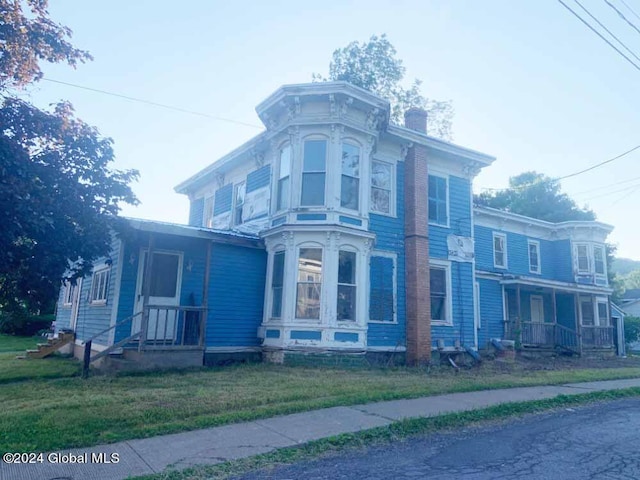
133;250;182;341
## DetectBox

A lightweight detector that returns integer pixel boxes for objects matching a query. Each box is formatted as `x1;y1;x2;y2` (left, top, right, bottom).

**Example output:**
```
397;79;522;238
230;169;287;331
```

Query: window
430;263;451;324
337;251;357;321
340;144;360;210
141;252;180;298
428;175;448;226
371;160;392;214
301;140;326;206
90;268;109;304
63;281;75;306
277;145;291;211
296;248;322;319
528;240;540;274
594;245;605;275
369;254;395;322
576;244;590;273
271;252;285;318
493;233;507;269
596;299;609;326
203;196;214;228
233;182;246;226
580;297;594;326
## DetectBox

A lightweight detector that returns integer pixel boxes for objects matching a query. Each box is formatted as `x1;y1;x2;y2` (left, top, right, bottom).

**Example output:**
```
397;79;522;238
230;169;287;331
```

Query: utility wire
571;174;640;196
42;78;264;129
574;0;640;63
620;0;640;23
556;0;640;71
609;185;640;206
603;0;640;37
480;144;640;192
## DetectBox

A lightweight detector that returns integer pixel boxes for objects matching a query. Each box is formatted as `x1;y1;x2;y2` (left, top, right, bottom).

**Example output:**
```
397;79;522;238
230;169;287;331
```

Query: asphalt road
236;397;640;480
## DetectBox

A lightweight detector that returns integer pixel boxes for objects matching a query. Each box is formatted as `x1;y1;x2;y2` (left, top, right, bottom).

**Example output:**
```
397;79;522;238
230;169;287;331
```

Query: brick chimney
403;107;431;365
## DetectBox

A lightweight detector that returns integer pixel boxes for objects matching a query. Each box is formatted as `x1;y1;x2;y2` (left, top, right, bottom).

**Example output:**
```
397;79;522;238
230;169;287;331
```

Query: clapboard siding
55;286;72;331
367;161;405;348
477;278;504;348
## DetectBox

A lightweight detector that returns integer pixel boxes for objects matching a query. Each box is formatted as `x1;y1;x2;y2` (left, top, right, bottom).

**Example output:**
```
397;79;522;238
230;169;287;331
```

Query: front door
132;250;183;341
530;295;545;343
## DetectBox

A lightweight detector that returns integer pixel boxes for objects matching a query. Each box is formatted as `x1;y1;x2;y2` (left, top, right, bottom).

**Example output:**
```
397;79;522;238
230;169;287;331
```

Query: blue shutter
213;184;233;215
369;256;394;322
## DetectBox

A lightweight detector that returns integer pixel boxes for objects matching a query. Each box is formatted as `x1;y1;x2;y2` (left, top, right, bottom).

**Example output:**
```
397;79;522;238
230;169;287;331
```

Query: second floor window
277;145;291;211
528;240;540;274
340;144;360;210
233;182;245;226
576;244;589;273
594;245;605;275
493;233;507;268
428;175;448;226
301;140;326;206
371;160;392;214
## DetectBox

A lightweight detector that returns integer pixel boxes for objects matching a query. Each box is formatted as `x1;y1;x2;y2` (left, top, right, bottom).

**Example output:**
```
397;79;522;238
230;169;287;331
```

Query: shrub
624;316;640;348
0;312;55;336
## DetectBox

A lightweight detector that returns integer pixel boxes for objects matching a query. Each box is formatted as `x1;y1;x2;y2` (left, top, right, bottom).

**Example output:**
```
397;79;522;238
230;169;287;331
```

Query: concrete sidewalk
2;377;640;480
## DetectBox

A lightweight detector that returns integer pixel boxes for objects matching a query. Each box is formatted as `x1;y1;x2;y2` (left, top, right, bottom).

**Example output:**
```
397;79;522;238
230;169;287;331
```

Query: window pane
279;146;291;179
431;295;446;321
597;302;608;325
272;252;285;287
272;287;283;317
149;254;179;297
301;173;325;205
437;177;446;198
371;187;390;214
303;140;326;172
337;285;356;321
296;284;321;319
437;201;447;224
338;251;356;284
428;199;437;221
581;300;594;325
594;247;605;274
372;161;391;189
298;248;322;281
430;267;446;295
277;177;289;210
341;144;360;177
340;176;359;210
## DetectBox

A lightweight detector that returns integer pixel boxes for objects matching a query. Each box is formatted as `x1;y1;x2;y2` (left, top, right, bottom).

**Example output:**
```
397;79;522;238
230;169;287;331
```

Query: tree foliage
0;0;138;314
475;172;595;222
313;34;454;140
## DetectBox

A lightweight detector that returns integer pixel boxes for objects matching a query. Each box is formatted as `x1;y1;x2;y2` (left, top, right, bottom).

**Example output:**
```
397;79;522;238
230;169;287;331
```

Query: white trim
595;296;609;326
89;266;110;305
428;173;450;228
493;232;508;269
474;281;481;330
368;250;398;324
370;158;396;217
366;345;407;352
499;276;612;295
528;239;541;275
430;258;453;326
69;278;82;331
205;346;263;353
108;240;125;346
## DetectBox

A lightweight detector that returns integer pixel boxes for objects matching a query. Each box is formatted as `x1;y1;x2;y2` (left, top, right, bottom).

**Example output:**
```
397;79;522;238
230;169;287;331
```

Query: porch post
552;288;558;347
201;240;212;348
574;292;582;355
139;234;155;351
516;283;522;346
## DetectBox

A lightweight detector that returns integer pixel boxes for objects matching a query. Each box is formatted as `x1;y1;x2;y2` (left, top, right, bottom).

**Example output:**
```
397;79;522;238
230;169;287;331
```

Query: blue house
54;82;624;369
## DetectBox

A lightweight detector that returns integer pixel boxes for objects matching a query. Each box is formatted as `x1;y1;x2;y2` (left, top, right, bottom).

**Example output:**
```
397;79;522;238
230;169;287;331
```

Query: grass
2;333;640;454
135;387;640;480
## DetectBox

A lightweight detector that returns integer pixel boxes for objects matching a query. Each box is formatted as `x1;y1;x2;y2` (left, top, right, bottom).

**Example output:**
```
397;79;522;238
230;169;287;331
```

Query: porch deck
504;320;615;354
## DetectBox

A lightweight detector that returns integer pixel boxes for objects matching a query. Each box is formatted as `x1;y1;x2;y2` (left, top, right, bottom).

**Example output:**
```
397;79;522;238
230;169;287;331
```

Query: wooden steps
23;332;75;359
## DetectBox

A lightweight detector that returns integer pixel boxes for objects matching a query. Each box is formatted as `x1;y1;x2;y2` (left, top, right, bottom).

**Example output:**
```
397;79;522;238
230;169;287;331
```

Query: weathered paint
213;184;233;215
246;165;271;193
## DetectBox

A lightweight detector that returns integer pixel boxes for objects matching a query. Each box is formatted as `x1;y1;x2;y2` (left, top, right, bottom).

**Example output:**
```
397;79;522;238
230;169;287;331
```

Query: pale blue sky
25;0;640;259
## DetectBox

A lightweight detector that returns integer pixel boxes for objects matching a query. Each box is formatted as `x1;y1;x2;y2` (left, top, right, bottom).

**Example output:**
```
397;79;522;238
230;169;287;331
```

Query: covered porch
501;278;615;355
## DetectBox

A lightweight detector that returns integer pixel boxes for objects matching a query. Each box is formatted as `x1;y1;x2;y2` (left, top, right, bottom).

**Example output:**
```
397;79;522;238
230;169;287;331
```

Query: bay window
340;144;360;210
576;244;589;273
337;250;357;321
277;145;291;211
296;248;323;319
594;245;605;275
271;252;285;318
301;140;327;206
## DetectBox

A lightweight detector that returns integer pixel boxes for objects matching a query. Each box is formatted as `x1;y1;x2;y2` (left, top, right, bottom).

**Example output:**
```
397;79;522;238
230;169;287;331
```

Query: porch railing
581;325;614;348
521;322;555;346
139;305;206;350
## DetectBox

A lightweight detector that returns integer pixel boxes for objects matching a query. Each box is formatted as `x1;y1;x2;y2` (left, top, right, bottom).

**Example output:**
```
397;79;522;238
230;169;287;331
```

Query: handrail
82;311;143;345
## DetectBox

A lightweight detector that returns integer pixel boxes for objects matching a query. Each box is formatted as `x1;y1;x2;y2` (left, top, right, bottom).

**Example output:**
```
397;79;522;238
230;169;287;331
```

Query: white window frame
370;159;395;216
63;281;75;307
233;181;246;226
340;142;360;212
300;138;327;207
575;243;590;274
428;174;449;227
368;251;397;324
276;144;291;212
270;251;286;319
336;249;358;322
430;259;453;326
578;295;595;326
203;195;214;228
295;247;323;321
493;232;508;269
593;245;606;276
89;267;110;305
595;297;609;326
528;240;541;274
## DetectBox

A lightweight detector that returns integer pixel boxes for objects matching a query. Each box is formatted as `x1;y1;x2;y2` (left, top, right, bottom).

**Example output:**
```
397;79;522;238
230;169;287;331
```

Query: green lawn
1;334;640;454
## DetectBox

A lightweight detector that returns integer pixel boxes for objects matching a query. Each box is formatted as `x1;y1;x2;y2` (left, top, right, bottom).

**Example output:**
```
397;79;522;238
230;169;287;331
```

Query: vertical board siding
72;236;122;345
368;161;405;348
246;165;271;193
429;175;475;348
189;197;204;227
477;279;504;348
207;244;267;347
213;184;233;215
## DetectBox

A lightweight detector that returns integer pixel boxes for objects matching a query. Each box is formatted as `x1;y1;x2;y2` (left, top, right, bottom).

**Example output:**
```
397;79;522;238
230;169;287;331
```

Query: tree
475;171;595;222
0;0;138;315
313;34;454;140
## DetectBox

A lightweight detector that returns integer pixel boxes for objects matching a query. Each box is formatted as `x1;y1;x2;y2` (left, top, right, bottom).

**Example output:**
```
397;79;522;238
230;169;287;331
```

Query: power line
42;78;264;129
603;0;640;37
619;0;640;23
573;0;640;63
556;0;640;72
609;185;640;206
480;144;640;192
571;174;640;196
